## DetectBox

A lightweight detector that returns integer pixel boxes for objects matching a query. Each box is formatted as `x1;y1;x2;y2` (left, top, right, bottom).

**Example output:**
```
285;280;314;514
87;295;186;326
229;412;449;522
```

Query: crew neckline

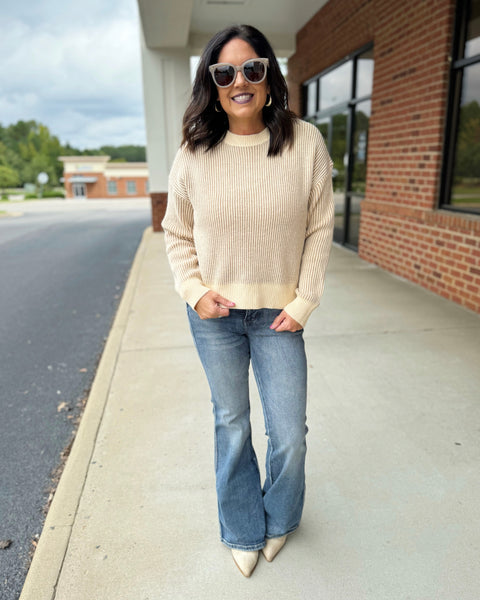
224;127;270;147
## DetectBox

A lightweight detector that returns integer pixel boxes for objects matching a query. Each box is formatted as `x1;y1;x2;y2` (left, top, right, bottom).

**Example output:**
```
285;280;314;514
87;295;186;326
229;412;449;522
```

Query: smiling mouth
231;93;253;104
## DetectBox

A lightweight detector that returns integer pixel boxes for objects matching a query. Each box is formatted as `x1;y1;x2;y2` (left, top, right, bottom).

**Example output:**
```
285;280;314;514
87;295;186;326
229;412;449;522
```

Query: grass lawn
451;184;480;205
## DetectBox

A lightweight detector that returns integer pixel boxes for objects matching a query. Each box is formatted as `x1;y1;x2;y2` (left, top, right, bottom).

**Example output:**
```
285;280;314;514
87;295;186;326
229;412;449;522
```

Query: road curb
0;211;23;218
19;226;154;600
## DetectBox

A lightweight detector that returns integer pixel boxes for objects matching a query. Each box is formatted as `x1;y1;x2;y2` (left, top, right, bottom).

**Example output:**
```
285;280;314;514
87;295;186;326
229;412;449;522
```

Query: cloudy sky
0;0;146;149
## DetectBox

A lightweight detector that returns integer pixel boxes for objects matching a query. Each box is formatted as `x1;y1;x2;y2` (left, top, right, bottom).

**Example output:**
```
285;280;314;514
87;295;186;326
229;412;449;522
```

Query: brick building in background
59;156;149;199
288;0;480;313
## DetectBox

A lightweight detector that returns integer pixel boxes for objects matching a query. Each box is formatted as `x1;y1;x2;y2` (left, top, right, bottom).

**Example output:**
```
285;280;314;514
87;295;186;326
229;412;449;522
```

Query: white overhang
137;0;328;56
69;176;98;183
58;156;110;163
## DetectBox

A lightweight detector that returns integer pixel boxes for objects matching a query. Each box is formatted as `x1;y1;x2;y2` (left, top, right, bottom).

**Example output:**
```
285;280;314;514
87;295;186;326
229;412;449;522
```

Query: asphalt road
0;200;151;599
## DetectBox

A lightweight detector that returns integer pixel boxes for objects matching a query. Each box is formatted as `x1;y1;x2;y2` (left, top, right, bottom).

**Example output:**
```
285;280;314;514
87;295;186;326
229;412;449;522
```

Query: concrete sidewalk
21;227;480;600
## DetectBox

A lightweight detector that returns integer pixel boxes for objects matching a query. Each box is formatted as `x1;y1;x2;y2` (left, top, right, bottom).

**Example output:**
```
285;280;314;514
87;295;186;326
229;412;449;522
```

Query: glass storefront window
323;111;349;242
303;45;373;248
466;0;480;58
451;62;480;213
331;111;348;242
346;196;362;248
330;112;348;194
443;1;480;212
351;100;371;194
356;49;374;98
306;80;318;115
315;118;329;141
346;98;371;248
320;61;352;110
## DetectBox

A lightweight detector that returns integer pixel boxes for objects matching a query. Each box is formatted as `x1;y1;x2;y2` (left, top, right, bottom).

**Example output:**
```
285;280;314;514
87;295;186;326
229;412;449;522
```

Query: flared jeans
187;306;308;551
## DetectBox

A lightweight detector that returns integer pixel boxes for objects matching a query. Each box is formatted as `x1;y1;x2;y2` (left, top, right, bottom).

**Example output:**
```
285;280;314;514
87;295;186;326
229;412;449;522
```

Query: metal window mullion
350;93;371;106
453;54;480;69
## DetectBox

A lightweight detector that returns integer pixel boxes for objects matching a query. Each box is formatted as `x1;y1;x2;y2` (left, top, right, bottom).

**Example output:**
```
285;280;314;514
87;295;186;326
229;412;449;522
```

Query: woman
162;24;334;577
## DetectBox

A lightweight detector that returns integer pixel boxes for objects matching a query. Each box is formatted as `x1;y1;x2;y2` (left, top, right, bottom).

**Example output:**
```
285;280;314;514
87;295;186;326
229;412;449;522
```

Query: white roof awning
69;176;98;183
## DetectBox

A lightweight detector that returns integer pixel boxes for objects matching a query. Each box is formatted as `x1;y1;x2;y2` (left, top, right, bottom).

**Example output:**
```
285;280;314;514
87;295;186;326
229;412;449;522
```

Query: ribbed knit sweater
162;119;335;326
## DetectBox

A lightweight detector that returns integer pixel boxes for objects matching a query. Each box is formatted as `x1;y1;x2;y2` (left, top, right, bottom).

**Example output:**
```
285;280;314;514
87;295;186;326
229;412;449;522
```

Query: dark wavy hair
182;24;297;156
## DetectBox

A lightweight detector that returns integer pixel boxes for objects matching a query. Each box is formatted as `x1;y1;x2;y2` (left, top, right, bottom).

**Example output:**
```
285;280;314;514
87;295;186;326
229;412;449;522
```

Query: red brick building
288;0;480;313
59;156;149;199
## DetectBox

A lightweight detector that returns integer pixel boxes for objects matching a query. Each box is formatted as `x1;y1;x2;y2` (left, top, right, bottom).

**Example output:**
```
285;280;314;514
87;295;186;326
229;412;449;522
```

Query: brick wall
106;177;149;198
288;0;480;313
360;203;480;312
151;192;168;232
64;174;149;199
64;173;108;199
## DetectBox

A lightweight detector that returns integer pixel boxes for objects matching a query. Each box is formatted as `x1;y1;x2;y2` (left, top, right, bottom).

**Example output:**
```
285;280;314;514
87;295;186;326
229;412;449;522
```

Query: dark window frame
440;0;480;214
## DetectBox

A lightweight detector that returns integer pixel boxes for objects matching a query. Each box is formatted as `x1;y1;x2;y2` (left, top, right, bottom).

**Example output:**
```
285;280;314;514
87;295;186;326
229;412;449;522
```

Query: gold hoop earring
215;100;222;113
265;94;272;107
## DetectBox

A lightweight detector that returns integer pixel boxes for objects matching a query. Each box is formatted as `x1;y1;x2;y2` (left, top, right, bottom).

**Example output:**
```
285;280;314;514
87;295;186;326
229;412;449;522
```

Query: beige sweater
162;119;334;326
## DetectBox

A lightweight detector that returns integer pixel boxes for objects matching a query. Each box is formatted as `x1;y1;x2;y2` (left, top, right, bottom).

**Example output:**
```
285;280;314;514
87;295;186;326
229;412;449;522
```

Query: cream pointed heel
231;549;259;577
261;535;287;562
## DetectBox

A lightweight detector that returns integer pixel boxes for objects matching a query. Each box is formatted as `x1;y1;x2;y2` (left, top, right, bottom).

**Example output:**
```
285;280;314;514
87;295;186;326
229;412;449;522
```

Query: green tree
100;145;146;162
0;165;20;194
0;140;23;172
455;100;480;179
17;123;63;185
0;119;147;191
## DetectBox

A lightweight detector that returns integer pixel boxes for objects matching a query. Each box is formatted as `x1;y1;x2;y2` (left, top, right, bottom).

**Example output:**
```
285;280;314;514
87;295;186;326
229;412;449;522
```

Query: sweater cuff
179;279;211;310
283;296;318;328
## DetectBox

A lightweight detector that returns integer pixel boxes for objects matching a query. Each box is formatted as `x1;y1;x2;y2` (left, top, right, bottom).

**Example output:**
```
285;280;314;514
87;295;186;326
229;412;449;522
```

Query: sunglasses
209;58;269;88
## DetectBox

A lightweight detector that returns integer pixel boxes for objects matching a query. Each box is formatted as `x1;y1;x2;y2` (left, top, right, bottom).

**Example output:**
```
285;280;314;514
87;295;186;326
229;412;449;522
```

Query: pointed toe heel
261;535;287;562
231;549;259;577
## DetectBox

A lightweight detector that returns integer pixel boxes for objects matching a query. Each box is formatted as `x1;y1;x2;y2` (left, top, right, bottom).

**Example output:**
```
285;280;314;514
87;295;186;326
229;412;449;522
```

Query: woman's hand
270;310;303;332
195;290;235;319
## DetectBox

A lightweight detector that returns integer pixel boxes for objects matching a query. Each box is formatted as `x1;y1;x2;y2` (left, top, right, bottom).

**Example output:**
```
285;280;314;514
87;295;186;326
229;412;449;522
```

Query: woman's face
215;38;269;134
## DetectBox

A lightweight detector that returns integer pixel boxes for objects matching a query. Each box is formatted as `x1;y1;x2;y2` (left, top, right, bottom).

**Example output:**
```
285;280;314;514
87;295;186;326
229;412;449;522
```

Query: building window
320;61;353;110
145;179;150;194
303;44;374;249
127;181;137;195
442;0;480;214
107;181;117;195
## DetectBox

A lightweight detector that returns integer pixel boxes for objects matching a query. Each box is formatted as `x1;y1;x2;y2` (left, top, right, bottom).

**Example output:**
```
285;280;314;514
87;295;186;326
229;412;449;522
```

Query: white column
140;29;191;194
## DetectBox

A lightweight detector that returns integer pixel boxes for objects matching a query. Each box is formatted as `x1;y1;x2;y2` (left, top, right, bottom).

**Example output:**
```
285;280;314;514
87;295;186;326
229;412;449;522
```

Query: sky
0;0;146;150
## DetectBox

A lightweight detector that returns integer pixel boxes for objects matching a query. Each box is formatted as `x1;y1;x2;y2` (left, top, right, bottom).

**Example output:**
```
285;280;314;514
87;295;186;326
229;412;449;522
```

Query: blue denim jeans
187;305;308;551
